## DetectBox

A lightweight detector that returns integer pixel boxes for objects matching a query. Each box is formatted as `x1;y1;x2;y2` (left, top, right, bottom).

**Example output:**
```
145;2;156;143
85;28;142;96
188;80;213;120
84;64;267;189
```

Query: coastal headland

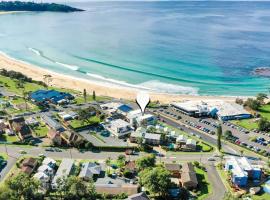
0;53;240;103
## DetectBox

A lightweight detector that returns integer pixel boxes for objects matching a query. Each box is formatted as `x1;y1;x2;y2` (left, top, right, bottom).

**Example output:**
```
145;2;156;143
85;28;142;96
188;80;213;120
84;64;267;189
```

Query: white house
137;114;157;126
51;159;74;189
108;119;134;138
33;172;50;189
176;135;187;144
126;109;142;126
42;157;56;168
79;162;102;181
38;165;54;176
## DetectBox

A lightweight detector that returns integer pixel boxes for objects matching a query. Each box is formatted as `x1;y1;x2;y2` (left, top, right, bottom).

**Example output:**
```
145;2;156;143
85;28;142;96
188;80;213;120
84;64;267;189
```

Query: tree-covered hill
0;1;84;12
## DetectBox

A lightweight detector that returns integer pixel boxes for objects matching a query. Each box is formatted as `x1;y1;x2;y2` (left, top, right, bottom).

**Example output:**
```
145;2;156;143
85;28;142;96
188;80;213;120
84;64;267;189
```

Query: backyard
195;166;212;200
31;122;49;138
69;116;101;129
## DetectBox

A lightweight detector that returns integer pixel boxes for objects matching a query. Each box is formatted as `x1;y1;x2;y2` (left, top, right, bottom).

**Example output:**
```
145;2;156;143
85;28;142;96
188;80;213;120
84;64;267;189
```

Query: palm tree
105;157;112;175
43;74;52;89
117;155;126;169
15;79;29;111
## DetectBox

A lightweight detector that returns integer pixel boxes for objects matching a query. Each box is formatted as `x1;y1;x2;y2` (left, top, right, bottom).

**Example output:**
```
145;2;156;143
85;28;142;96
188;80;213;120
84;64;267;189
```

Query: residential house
129;127;146;143
38;165;54;177
0;120;6;134
176;135;187;146
185;139;197;151
108;119;134;138
180;162;198;189
165;163;181;178
58;111;78;121
225;156;262;187
25;117;39;126
47;130;62;145
51;159;74;189
42;157;56;168
136;114;157;126
79;162;101;181
21;158;38;175
127;109;142;126
33;172;50;189
9;117;32;140
95;184;138;196
125;192;150;200
117;104;133;116
144;133;161;145
100;102;123;114
41;114;64;132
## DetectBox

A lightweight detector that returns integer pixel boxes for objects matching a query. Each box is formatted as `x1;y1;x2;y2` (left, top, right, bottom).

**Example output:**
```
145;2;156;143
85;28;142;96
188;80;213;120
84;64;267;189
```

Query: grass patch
0;153;8;160
258;104;270;120
0;134;19;143
69;116;100;129
75;95;110;104
231;119;258;130
31;123;49;138
0;75;45;95
195;166;212;200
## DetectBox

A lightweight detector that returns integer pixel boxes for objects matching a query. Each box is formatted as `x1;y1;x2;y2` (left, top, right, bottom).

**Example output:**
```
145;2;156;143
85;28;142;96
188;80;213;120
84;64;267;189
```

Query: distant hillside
0;1;84;12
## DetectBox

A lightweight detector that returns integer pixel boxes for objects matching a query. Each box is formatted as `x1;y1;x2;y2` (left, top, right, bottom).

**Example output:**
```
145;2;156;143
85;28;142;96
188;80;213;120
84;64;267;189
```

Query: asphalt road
205;163;226;200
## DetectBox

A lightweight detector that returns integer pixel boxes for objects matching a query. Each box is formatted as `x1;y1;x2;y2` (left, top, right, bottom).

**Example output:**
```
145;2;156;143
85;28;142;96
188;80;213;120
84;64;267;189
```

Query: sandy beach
0;53;240;103
0;11;26;15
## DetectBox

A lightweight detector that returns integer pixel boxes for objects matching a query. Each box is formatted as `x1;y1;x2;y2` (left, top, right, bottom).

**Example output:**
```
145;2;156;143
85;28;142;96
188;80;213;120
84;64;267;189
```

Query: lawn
232;119;258;130
258;104;270;120
251;192;270;200
0;153;8;160
31;123;49;138
0;133;19;143
195;166;212;200
0;75;45;95
75;95;110;104
69;116;101;129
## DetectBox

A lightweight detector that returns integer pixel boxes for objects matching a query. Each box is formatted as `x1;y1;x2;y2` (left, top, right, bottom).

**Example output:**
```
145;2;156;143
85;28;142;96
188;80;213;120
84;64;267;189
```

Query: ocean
0;1;270;96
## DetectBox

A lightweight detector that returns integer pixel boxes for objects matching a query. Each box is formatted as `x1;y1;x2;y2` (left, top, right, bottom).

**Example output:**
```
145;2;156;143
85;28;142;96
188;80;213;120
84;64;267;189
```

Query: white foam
139;80;199;95
28;47;41;56
86;73;148;90
55;61;79;71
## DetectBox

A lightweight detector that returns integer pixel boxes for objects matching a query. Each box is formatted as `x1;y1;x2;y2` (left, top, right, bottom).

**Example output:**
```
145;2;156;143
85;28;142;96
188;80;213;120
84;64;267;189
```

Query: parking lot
154;106;270;155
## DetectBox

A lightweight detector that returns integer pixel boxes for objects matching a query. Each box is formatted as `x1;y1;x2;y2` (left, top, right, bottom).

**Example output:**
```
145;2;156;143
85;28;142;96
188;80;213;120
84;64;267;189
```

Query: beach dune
0;53;238;103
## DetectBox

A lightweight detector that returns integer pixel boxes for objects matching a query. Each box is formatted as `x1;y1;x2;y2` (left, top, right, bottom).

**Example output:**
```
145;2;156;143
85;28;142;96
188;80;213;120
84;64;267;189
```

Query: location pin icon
136;91;150;115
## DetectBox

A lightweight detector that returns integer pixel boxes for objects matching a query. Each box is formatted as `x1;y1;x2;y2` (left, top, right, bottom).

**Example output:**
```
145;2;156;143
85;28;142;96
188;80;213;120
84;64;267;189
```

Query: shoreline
0;11;27;15
0;52;242;103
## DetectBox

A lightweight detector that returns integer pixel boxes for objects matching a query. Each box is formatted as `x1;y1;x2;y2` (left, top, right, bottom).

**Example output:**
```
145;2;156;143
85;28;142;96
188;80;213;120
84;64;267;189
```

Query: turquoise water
0;1;270;96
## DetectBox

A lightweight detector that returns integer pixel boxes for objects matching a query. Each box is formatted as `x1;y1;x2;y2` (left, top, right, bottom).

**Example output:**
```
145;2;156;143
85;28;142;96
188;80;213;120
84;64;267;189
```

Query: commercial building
171;100;251;121
30;90;74;105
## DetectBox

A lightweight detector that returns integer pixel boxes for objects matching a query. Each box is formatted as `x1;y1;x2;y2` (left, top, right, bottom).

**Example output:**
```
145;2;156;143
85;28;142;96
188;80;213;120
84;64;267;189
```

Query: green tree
105;157;112;175
55;176;96;200
92;91;96;101
83;89;87;103
117;154;126;169
139;166;171;198
244;98;261;110
4;172;41;200
256;93;268;104
217;125;222;152
136;154;156;171
258;117;270;132
15;79;28;111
